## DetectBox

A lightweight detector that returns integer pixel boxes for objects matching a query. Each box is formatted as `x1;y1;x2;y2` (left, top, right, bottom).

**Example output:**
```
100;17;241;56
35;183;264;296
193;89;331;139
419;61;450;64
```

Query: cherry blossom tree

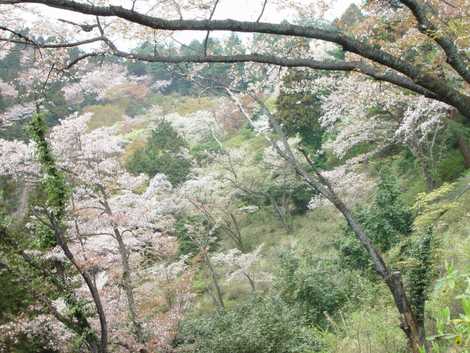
48;111;182;346
0;110;193;352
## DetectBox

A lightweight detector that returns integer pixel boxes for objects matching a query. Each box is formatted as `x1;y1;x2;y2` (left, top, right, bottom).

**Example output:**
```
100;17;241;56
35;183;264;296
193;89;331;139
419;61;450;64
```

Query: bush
126;119;192;185
336;171;413;271
275;250;355;326
178;297;321;353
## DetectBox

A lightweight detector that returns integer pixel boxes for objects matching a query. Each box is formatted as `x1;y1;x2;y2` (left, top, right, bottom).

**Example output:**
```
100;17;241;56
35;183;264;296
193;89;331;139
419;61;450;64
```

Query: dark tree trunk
101;193;144;343
458;135;470;169
330;196;425;353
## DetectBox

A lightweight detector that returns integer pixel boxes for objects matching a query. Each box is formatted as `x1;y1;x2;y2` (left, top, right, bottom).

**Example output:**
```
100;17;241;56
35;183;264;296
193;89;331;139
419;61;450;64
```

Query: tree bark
53;225;108;353
458;135;470;169
100;193;144;343
228;212;245;252
203;249;225;310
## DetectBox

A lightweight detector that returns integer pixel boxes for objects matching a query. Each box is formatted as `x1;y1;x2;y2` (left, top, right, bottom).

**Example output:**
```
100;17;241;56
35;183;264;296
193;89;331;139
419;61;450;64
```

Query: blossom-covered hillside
1;1;470;353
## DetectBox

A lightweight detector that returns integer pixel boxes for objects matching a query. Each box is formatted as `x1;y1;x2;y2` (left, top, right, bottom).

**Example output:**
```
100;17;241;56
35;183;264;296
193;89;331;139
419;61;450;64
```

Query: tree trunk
410;146;436;192
101;192;144;343
229;212;245;252
13;179;30;222
269;195;292;233
420;160;437;192
330;196;425;353
113;226;145;342
54;227;108;353
458;135;470;169
203;250;225;310
244;272;256;293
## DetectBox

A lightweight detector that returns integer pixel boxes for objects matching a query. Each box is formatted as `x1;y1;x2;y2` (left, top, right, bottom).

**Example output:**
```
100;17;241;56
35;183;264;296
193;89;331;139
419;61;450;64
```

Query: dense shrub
178;297;321;353
275;250;356;326
174;215;222;256
276;69;325;155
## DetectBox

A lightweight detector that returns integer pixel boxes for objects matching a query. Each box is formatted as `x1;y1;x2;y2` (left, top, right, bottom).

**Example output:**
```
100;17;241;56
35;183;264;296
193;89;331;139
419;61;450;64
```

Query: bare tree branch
109;47;438;99
203;0;220;56
58;18;99;32
0;25;39;46
256;0;268;22
0;36;105;48
63;52;107;70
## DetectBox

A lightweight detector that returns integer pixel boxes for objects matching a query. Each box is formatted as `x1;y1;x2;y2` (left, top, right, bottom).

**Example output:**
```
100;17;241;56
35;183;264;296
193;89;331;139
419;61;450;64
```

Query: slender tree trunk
203;249;225;310
420;159;437;192
410;146;437;192
100;193;144;343
244;272;256;293
228;212;245;252
13;178;30;222
113;226;144;342
53;226;108;353
269;195;292;233
457;135;470;169
328;194;425;352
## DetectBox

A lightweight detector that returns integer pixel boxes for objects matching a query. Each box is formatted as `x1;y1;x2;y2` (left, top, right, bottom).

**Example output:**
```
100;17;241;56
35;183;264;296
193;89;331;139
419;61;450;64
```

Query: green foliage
85;104;125;130
190;135;223;165
28;113;69;222
275;250;356;326
179;297;321;353
146;95;216;115
31;222;56;249
126;119;192;185
175;216;204;256
336;171;413;271
401;229;436;326
435;150;466;183
413;182;458;232
428;266;470;351
0;241;35;324
174;215;221;256
282;183;315;214
276;70;324;154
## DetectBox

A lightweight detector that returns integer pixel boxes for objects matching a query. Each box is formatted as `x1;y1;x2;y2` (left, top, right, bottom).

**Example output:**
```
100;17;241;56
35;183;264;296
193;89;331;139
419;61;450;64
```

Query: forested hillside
0;1;469;353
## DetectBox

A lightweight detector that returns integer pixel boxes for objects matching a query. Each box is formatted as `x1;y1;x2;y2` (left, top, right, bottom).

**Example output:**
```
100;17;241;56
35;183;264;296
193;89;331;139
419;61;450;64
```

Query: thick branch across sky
1;0;470;118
